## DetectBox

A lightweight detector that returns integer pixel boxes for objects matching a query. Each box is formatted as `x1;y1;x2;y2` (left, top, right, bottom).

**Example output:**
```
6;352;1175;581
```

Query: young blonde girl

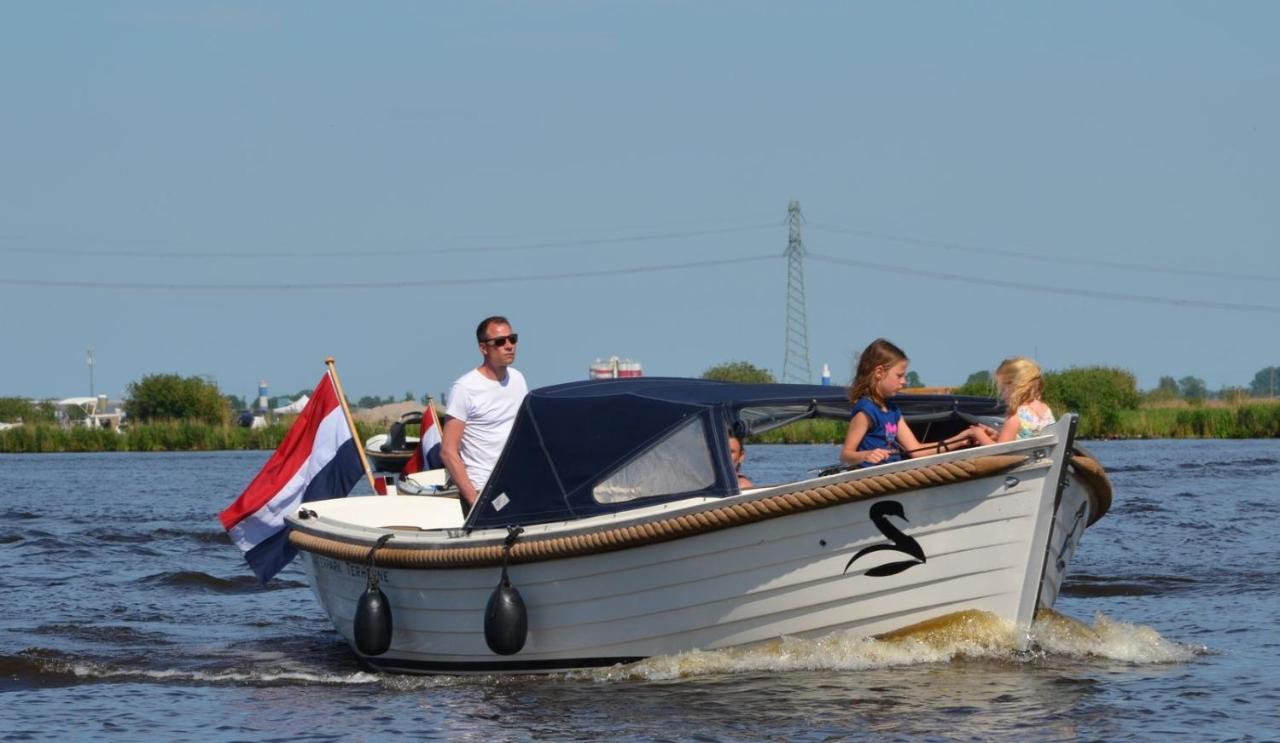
840;339;977;467
973;357;1056;444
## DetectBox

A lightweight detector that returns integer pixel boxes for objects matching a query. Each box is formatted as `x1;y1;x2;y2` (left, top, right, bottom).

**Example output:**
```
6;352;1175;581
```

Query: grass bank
746;400;1280;443
0;420;382;453
1110;402;1280;439
5;402;1279;453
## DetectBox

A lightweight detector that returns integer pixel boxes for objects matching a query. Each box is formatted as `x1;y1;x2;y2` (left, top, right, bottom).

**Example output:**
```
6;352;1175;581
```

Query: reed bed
1111;403;1280;439
5;403;1280;453
750;418;847;444
0;420;382;453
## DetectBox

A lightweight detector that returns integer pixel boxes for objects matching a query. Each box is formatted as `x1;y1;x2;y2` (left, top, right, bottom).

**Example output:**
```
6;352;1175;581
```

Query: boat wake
1032;609;1205;663
3;648;381;689
4;613;1203;690
583;610;1205;682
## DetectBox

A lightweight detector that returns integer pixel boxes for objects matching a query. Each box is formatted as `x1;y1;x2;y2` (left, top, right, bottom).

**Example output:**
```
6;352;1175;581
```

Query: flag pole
325;356;379;493
424;393;442;440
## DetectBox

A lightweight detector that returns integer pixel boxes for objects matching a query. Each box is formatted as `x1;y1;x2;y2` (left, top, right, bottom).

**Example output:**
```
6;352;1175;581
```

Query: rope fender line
290;454;1039;569
1068;454;1112;525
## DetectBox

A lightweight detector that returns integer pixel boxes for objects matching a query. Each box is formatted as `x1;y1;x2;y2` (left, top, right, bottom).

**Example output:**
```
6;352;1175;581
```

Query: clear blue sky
3;2;1277;404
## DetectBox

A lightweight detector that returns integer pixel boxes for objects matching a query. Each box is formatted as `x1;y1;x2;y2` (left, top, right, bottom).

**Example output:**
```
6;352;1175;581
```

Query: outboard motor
381;421;406;453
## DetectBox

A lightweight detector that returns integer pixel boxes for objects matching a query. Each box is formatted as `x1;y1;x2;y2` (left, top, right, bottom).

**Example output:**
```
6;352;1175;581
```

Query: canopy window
594;416;716;504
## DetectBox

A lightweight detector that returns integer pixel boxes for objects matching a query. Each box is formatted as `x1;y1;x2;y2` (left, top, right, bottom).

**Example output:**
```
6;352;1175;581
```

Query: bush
1042;367;1139;438
702;361;776;384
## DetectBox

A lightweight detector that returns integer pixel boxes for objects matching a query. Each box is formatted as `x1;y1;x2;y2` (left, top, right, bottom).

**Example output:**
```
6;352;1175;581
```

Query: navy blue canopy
464;377;1002;530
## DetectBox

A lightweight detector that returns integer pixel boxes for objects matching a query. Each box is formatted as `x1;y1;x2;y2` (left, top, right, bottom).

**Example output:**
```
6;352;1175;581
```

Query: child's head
848;338;909;407
727;433;745;470
995;357;1044;409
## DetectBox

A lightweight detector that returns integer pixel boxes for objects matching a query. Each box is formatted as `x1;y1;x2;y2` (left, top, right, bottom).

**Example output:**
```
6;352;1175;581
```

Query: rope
290;454;1030;569
364;533;394;590
1068;454;1112;525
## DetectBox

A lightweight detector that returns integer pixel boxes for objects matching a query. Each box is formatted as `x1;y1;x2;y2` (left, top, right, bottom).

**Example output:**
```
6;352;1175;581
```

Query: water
3;441;1278;740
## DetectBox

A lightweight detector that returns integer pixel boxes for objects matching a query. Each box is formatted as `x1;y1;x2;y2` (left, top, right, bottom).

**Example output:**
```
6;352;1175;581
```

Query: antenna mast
782;200;812;384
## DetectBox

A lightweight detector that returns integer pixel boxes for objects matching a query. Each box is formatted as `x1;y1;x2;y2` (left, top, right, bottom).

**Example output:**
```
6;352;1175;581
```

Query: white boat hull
290;418;1105;674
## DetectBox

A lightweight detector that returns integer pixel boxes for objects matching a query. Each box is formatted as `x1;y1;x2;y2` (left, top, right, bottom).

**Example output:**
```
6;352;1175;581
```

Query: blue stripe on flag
424;442;443;470
244;438;366;583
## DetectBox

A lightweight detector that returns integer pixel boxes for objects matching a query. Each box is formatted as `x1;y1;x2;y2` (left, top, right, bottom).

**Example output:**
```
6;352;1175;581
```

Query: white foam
62;611;1200;686
582;610;1203;682
1032;610;1206;663
69;662;381;686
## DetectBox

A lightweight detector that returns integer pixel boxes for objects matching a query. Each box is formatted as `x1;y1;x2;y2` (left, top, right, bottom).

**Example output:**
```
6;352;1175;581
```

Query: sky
2;2;1278;404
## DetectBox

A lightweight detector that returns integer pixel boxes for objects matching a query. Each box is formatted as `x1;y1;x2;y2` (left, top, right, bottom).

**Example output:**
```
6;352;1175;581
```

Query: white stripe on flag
227;406;352;553
421;417;442;467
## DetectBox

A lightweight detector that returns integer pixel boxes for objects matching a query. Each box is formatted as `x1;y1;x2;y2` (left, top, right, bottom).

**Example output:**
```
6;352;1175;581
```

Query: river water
2;440;1278;741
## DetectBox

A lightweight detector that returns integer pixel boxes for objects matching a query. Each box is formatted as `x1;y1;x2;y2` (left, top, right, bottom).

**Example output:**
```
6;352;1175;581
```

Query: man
441;315;529;510
728;432;755;490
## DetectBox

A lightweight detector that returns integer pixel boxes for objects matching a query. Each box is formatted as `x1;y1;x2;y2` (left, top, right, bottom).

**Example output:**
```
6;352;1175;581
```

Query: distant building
255;380;269;413
589;356;643;380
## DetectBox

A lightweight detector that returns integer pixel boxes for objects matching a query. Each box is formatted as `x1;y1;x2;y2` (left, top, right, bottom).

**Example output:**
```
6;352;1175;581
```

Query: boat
53;396;123;431
285;378;1111;674
363;410;422;473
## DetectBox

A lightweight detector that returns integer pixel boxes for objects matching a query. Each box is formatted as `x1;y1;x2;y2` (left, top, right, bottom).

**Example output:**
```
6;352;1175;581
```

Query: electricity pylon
782;200;812;384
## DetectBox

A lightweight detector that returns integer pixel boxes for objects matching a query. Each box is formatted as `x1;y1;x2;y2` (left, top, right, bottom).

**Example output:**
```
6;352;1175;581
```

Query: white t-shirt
444;367;528;495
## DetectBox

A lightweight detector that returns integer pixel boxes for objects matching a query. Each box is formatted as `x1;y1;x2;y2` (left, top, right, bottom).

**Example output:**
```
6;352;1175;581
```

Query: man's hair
475;315;510;343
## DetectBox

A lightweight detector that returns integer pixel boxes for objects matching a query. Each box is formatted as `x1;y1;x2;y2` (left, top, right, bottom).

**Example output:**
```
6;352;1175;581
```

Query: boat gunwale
290;433;1060;547
288;440;1083;569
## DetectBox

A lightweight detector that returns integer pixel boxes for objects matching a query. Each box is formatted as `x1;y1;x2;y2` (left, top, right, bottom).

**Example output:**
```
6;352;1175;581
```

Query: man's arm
440;416;479;507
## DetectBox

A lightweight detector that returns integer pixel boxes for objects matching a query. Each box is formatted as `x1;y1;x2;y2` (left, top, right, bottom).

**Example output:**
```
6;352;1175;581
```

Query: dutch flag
374;402;445;494
219;372;365;582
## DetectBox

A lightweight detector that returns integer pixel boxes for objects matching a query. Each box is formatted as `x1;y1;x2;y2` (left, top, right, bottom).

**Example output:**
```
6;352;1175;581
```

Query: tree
1249;366;1279;397
701;361;776;384
0;397;55;424
125;373;230;424
356;394;396;409
403;391;415;402
905;371;923;388
1178;376;1207;402
225;394;247;411
955;370;995;397
1144;375;1181;403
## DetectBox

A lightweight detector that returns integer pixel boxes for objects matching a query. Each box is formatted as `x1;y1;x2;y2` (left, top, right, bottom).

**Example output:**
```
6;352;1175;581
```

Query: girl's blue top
851;397;902;467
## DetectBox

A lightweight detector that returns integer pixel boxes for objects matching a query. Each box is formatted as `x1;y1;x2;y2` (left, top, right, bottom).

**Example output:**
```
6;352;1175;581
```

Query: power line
808;222;1280;284
0;254;777;292
0;223;779;260
808;252;1280;315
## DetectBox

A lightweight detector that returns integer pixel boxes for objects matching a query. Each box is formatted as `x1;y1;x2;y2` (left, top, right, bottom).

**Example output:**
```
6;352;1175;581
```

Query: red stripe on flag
218;374;343;530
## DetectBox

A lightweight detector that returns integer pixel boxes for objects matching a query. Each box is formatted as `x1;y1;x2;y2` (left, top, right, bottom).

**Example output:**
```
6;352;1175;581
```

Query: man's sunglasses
482;333;519;347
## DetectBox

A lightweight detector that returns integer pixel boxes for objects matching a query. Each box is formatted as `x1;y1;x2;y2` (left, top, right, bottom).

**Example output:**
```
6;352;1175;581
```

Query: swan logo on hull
843;500;927;577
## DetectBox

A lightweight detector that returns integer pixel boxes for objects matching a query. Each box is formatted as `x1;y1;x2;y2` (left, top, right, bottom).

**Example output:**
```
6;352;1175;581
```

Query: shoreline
0;420;382;454
4;404;1279;453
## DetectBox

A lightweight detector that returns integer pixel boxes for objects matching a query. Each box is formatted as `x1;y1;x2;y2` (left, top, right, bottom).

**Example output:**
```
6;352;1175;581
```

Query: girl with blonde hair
973;357;1056;444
